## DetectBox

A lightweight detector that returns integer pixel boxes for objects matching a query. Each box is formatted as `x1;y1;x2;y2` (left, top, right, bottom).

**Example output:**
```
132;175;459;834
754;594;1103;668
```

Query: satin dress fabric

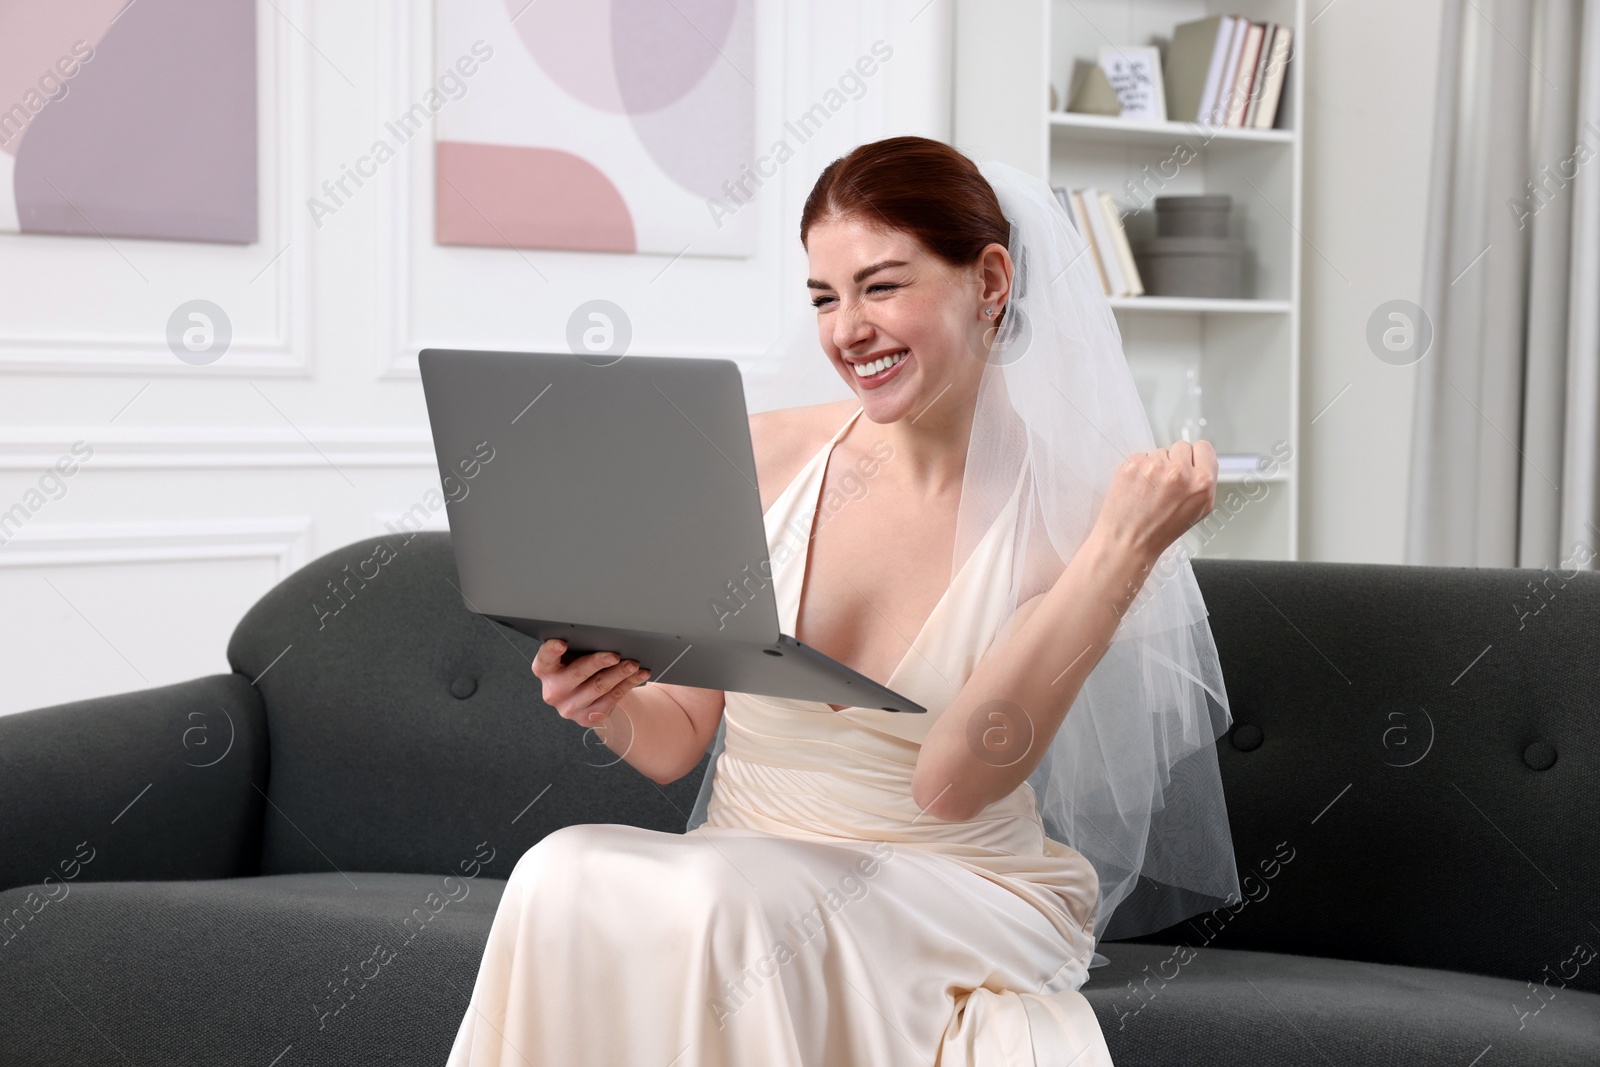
444;405;1116;1067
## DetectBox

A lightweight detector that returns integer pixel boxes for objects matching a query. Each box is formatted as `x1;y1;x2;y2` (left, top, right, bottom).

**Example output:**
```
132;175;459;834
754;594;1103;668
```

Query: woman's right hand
532;639;651;727
1091;439;1218;569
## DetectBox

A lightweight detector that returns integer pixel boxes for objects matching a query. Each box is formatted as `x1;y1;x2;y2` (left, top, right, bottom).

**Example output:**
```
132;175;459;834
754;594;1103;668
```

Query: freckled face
805;216;986;423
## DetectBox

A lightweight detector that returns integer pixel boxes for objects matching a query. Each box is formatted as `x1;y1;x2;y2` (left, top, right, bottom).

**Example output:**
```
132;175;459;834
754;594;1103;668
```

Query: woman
445;137;1239;1066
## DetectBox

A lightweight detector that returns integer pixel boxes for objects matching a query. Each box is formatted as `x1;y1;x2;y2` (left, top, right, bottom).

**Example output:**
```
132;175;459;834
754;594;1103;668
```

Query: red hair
800;136;1011;267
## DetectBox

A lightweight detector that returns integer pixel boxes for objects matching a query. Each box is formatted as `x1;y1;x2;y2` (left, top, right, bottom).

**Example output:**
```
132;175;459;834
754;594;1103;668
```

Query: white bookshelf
954;0;1306;561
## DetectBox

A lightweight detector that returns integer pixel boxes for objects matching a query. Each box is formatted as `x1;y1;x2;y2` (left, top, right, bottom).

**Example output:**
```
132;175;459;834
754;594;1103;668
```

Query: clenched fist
1092;439;1219;568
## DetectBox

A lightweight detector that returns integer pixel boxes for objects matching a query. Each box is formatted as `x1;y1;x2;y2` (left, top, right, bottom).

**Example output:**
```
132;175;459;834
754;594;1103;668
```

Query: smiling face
805;215;1005;424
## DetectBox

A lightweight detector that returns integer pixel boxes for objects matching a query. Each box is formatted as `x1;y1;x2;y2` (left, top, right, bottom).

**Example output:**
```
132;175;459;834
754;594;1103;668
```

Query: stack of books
1053;187;1144;298
1164;15;1293;128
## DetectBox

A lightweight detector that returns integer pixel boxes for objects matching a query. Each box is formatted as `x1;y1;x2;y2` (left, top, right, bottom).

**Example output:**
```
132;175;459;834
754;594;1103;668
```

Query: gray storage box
1153;194;1233;238
1133;235;1245;299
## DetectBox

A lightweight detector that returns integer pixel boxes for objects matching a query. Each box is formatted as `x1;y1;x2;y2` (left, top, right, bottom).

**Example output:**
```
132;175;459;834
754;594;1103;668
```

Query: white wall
0;0;1461;715
0;0;956;716
1299;0;1446;562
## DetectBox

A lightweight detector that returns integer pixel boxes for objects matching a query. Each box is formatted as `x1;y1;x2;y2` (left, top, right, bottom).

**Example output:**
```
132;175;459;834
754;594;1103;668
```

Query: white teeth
853;351;906;377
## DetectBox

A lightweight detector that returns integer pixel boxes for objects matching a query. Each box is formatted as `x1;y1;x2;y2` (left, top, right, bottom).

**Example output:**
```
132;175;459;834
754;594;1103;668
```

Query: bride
445;136;1240;1066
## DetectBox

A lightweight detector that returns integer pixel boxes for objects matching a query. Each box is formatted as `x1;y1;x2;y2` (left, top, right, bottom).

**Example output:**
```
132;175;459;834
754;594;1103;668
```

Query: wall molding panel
0;516;314;575
0;427;435;471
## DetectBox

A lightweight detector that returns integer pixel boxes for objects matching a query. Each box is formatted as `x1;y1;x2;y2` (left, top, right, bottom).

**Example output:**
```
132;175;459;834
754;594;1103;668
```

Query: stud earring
983;307;994;318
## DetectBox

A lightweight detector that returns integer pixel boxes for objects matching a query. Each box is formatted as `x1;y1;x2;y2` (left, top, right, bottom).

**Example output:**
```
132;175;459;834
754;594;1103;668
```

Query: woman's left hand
1091;439;1219;568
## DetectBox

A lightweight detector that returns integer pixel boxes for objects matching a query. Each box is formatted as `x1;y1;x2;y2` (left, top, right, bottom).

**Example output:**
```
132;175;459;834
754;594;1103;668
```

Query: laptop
417;348;926;714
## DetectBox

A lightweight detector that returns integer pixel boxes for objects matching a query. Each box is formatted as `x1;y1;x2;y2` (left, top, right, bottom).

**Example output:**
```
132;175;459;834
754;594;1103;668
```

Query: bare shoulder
750;398;859;512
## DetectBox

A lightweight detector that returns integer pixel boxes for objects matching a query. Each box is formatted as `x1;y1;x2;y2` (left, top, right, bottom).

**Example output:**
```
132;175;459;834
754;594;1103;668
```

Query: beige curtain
1408;0;1600;569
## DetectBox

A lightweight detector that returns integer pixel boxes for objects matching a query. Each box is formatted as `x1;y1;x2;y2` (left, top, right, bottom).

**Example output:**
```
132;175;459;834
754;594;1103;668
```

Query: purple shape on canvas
14;0;258;244
505;0;735;115
0;1;124;158
626;0;752;200
484;0;753;229
610;0;738;113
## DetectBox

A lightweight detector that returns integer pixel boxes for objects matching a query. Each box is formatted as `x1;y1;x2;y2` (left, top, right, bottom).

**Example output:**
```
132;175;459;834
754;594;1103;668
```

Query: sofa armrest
0;673;269;893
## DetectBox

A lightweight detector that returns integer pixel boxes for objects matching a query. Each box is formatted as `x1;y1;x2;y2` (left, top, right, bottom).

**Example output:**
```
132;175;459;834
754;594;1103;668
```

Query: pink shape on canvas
436;142;636;253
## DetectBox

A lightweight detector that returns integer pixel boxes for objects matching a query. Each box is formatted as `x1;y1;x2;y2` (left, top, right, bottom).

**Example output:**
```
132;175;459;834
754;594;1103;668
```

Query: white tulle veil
685;156;1242;953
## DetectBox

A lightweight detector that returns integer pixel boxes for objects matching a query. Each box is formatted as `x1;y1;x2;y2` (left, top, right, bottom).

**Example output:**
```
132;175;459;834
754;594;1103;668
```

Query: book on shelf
1066;189;1112;293
1164;14;1292;129
1053;186;1145;298
1227;22;1265;126
1217;453;1267;474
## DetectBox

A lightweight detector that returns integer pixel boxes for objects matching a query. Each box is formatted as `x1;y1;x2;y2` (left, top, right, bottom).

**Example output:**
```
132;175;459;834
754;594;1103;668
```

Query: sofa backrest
226;532;706;888
1160;558;1599;995
231;534;1598;993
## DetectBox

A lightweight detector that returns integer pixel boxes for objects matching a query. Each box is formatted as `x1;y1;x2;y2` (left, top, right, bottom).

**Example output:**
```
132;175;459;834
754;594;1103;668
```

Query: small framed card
1098;45;1166;122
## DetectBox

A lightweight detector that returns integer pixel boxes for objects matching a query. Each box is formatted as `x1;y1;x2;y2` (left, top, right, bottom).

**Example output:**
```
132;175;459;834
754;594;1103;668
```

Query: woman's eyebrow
806;259;909;289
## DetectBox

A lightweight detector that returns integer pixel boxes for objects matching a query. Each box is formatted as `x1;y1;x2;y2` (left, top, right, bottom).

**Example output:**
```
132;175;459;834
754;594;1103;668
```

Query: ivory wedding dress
444;405;1116;1067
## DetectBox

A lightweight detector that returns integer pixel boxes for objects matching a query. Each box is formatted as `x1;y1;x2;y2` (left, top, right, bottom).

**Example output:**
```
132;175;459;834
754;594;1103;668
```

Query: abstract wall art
0;0;258;245
435;0;757;258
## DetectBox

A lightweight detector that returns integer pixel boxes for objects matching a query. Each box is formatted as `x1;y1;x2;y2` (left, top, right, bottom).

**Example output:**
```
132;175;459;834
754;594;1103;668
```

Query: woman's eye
812;283;902;308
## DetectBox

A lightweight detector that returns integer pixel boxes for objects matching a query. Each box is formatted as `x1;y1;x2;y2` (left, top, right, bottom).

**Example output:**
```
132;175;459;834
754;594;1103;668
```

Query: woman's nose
833;300;872;350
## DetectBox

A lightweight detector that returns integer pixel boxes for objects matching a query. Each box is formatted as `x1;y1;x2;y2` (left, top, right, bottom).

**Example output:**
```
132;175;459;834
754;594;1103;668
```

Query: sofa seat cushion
1083;942;1599;1066
6;876;1595;1066
0;872;505;1066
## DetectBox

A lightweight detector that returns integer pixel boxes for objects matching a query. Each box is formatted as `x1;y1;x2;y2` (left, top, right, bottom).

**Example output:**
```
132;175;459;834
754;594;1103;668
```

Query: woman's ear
977;241;1014;318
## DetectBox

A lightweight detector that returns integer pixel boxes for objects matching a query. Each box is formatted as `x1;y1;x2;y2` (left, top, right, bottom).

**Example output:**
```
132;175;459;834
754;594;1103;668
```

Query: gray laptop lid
418;348;783;645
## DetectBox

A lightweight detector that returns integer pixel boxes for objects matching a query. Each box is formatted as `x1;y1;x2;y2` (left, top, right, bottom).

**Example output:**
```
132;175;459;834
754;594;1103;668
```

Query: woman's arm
530;640;724;786
910;441;1217;821
592;681;725;785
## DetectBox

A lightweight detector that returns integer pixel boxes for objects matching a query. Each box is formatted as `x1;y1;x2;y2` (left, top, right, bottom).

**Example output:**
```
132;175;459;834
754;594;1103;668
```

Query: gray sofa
2;531;1596;1065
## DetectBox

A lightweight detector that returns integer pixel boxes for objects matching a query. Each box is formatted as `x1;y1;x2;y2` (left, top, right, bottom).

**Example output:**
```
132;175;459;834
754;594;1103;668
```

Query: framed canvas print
434;0;757;258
